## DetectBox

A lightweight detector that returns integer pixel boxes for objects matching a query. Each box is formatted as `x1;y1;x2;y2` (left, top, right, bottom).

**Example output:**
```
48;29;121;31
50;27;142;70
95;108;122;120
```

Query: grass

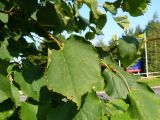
138;77;160;87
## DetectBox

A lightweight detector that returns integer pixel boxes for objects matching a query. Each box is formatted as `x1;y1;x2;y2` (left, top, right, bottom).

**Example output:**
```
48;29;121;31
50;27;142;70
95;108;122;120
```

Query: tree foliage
145;12;160;72
0;0;159;120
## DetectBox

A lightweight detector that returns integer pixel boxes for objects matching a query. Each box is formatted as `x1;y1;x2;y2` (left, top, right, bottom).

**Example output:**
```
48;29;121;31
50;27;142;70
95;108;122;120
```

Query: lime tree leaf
100;53;153;99
121;0;150;16
83;0;98;18
0;39;12;60
73;92;103;120
0;59;10;75
14;71;46;101
21;102;38;120
14;0;38;17
102;68;129;99
0;99;14;120
126;90;160;120
103;2;117;15
14;60;46;100
0;2;5;9
85;32;95;40
113;16;130;30
112;90;160;120
0;13;8;23
111;112;136;120
11;84;20;106
47;101;77;120
117;36;143;68
47;35;103;107
0;109;14;120
105;99;133;120
90;10;107;30
36;2;64;32
0;75;13;103
37;103;52;120
54;1;75;32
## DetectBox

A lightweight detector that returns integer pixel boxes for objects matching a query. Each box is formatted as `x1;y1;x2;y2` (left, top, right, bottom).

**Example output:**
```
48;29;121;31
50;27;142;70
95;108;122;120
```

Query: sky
79;0;160;45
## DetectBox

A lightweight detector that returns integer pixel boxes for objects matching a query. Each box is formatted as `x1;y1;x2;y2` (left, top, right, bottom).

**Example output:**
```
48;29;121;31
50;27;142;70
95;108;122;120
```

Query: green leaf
100;53;153;98
0;59;10;76
0;74;20;105
111;112;136;120
85;32;95;40
73;92;103;120
111;90;160;120
47;101;77;120
0;109;14;120
14;71;46;101
37;103;52;120
11;84;20;106
21;102;38;120
54;1;75;32
0;75;13;103
83;0;98;18
103;2;117;15
36;2;64;32
126;90;160;120
102;68;129;99
121;0;150;16
0;99;14;120
0;39;12;60
90;10;107;30
14;0;38;17
0;13;8;23
0;2;5;9
114;16;130;30
47;35;103;107
117;36;143;68
14;60;46;100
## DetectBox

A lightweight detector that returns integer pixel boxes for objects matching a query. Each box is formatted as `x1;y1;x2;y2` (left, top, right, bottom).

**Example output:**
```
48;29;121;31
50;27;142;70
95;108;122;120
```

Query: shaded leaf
102;68;129;99
90;10;107;30
14;0;38;17
14;71;46;101
73;92;103;120
117;36;143;68
36;2;64;32
37;103;52;120
0;99;14;120
47;101;77;120
47;35;103;107
85;32;95;40
0;59;10;75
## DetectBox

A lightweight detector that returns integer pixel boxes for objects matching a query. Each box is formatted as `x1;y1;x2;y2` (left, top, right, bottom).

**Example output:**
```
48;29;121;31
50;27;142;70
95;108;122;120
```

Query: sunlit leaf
47;35;103;107
0;13;8;23
114;16;130;30
103;2;117;15
122;0;150;16
21;102;38;120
